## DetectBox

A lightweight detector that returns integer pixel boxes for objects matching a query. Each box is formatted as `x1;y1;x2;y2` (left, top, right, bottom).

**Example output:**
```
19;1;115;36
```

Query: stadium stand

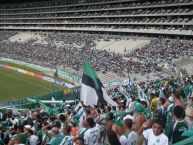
0;1;193;145
0;0;192;38
0;31;192;79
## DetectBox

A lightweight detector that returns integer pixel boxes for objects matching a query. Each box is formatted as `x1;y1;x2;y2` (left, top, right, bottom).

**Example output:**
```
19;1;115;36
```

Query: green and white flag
80;60;118;107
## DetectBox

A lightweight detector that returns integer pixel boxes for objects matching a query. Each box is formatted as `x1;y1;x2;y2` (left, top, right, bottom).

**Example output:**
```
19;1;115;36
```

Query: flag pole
52;82;55;100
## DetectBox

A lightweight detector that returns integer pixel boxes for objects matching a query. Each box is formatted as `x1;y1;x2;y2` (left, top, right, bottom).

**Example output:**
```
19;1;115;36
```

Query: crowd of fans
128;38;193;69
0;1;192;145
0;31;151;76
0;74;193;145
0;31;193;76
0;32;128;75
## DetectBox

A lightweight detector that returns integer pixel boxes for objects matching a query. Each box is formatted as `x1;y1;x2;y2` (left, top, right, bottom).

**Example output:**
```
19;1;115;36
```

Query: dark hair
64;125;71;134
179;90;186;99
173;105;185;119
28;129;33;135
15;125;23;131
159;97;166;105
106;130;121;145
54;121;61;129
74;137;84;145
96;108;101;114
85;109;91;115
86;118;95;128
124;119;133;129
163;89;169;98
189;97;193;101
59;114;66;122
42;121;49;127
112;106;116;111
153;119;165;129
108;113;114;121
172;91;181;99
150;93;155;98
141;101;148;108
107;106;111;112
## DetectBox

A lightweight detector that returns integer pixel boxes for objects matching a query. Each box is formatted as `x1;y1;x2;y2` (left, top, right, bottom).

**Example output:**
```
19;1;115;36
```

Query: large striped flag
80;60;118;107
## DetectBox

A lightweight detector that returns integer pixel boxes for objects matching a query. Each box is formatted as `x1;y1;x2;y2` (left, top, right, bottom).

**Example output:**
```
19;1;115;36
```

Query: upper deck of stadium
0;0;192;38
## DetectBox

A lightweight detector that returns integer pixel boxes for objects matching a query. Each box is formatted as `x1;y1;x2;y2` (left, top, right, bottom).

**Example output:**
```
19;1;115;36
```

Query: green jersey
0;140;3;145
2;131;9;145
19;133;28;144
37;130;43;144
78;128;87;137
59;135;73;145
165;120;188;144
184;84;191;97
50;135;64;145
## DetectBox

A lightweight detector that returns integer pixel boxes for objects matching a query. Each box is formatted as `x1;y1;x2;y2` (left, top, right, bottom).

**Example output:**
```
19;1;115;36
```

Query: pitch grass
0;60;73;84
0;68;65;102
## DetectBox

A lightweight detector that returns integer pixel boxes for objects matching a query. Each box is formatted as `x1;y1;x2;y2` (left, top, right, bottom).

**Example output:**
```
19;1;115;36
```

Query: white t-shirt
120;131;137;145
29;135;38;145
143;129;168;145
84;126;100;145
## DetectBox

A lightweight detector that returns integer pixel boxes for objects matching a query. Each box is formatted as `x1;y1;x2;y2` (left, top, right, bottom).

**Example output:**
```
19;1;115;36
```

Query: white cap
169;96;174;102
24;125;31;130
151;90;155;94
66;104;70;107
140;98;146;102
123;114;135;122
31;127;35;131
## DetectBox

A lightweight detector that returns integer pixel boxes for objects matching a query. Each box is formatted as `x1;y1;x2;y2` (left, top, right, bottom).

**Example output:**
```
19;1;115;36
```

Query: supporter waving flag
137;85;149;104
80;60;118;107
119;85;132;105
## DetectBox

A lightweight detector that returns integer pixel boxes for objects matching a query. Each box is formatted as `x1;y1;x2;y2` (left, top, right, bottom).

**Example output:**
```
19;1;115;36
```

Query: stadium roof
0;0;53;4
0;0;140;4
